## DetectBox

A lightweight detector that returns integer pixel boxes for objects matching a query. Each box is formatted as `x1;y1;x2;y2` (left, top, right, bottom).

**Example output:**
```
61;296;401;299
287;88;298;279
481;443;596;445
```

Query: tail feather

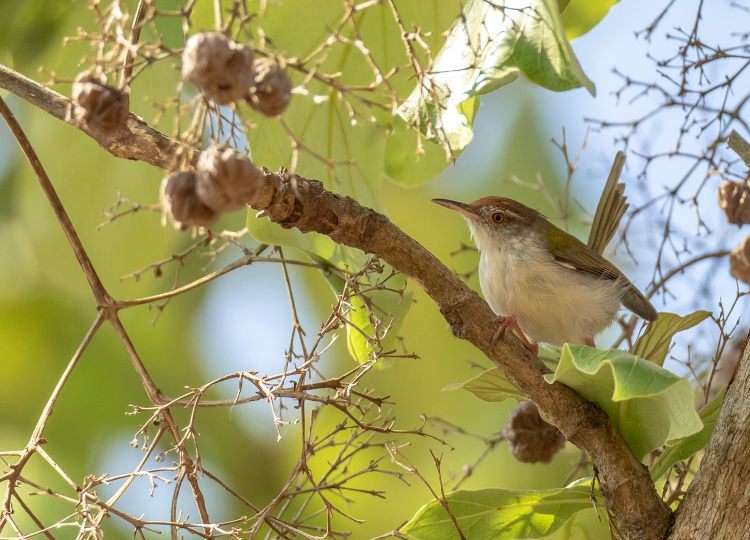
621;284;658;321
588;152;628;255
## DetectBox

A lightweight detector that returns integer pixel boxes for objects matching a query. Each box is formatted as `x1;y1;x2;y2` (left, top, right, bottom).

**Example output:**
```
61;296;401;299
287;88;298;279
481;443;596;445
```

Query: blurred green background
0;1;685;538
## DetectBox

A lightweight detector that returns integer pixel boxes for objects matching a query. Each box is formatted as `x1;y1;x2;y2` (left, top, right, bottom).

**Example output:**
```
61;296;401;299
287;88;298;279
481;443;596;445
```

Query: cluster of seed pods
718;180;750;284
71;32;292;229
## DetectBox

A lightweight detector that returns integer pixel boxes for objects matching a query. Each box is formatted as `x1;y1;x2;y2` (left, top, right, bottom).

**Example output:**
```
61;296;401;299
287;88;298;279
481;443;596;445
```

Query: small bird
434;155;657;354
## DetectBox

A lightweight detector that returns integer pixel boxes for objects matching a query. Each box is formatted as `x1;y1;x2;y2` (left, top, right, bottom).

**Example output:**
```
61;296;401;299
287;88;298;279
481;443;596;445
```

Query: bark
668;335;750;539
0;64;673;540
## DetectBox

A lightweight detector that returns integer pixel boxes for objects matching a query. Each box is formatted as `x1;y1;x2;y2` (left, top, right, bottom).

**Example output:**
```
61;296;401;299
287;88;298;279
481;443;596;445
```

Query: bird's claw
492;315;538;356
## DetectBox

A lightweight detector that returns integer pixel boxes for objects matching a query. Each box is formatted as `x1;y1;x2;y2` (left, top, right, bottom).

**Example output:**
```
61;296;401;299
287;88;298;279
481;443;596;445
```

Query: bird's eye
491;212;504;223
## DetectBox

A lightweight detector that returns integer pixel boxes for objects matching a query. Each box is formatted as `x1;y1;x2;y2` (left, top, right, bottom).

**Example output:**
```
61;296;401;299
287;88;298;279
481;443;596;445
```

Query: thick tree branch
0;64;672;540
668;334;750;539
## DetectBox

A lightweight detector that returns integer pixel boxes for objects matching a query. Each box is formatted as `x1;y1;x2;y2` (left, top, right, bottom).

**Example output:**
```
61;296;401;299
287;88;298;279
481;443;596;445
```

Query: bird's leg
584;337;596;348
492;315;538;355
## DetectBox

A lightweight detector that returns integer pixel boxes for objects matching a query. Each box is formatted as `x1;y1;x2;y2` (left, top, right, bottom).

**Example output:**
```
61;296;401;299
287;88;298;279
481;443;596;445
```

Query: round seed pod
196;145;263;212
247;59;292;117
181;32;254;105
161;171;217;228
730;235;750;285
502;401;566;464
71;72;129;136
718;180;750;225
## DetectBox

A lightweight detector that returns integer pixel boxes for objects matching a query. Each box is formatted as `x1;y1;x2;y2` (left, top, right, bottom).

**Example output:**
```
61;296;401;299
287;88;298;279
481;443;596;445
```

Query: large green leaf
546;345;703;459
444;368;525;403
560;0;618;40
633;311;711;366
397;0;594;157
650;388;726;480
401;481;597;539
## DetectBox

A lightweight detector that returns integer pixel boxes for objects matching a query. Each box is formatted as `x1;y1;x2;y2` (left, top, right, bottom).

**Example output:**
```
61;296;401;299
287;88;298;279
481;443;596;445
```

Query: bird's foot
584;337;596;348
492;315;538;355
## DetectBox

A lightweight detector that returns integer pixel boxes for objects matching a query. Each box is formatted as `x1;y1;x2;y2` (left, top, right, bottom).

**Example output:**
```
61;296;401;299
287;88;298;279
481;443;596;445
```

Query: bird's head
433;196;545;251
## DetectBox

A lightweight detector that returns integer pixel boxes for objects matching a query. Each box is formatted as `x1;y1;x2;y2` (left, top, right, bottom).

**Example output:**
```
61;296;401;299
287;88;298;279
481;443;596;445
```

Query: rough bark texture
668;336;750;539
0;64;673;540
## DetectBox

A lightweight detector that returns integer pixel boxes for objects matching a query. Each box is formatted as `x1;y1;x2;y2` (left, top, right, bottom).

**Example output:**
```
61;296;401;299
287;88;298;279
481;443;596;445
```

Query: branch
0;64;672;540
0;64;184;170
668;333;750;539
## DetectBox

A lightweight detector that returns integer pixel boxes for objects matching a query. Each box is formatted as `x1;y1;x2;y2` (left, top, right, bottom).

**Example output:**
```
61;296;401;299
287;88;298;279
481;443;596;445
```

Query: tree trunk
668;334;750;539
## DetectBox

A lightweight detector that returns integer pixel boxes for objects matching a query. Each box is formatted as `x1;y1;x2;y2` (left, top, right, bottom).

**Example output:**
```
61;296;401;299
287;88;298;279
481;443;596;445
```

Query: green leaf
306;251;373;363
445;368;525;403
384;124;454;187
397;0;595;157
346;293;375;363
246;213;338;260
633;311;711;366
401;482;598;539
546;345;703;459
560;0;618;40
305;251;347;293
650;388;726;480
308;252;411;363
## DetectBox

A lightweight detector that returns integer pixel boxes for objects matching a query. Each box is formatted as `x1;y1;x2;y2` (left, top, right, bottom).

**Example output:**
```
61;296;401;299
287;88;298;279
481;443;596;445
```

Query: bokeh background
0;1;744;538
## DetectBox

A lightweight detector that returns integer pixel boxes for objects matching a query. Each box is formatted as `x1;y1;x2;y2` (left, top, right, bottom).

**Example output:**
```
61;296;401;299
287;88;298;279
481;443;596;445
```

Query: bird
433;154;657;355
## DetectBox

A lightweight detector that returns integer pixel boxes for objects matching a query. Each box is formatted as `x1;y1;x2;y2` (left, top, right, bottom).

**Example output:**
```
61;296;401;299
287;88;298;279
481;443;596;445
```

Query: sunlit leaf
633;311;711;366
401;480;598;539
397;0;595;157
650;388;726;480
545;345;703;459
308;252;411;363
347;294;375;363
308;250;374;364
445;368;525;403
560;0;618;40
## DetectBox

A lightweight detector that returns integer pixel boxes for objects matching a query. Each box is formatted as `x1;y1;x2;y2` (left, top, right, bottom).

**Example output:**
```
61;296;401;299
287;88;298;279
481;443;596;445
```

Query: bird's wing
546;225;658;321
587;151;628;256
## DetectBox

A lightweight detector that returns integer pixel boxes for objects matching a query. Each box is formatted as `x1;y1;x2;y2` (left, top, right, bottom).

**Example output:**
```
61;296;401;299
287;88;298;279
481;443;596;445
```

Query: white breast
471;225;623;346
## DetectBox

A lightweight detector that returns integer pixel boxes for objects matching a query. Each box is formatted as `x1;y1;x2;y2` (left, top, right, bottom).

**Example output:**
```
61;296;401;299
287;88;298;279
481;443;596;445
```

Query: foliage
560;0;618;40
650;388;726;480
547;344;703;459
445;367;525;402
0;0;744;538
633;311;711;366
451;311;715;460
401;480;597;539
398;0;595;160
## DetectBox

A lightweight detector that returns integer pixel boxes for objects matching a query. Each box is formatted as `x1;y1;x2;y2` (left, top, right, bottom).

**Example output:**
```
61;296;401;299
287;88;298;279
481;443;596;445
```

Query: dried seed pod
196;145;263;212
181;32;254;104
161;171;217;228
502;401;566;464
247;59;292;117
730;235;750;285
71;72;129;135
718;180;750;225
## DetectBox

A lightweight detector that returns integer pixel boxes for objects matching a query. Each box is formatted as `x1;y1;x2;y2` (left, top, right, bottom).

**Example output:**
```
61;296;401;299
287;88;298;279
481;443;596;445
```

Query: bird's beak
432;198;480;220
